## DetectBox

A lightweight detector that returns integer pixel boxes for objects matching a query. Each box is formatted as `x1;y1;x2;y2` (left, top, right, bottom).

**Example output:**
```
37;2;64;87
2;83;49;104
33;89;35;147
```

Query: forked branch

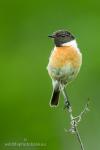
61;85;89;150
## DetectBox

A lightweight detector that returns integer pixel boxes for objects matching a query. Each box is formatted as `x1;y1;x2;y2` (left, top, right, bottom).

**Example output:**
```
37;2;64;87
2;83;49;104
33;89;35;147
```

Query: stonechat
47;30;82;107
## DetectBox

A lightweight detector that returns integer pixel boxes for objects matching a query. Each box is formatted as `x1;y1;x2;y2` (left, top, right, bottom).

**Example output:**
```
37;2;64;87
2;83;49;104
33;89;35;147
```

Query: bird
47;30;82;107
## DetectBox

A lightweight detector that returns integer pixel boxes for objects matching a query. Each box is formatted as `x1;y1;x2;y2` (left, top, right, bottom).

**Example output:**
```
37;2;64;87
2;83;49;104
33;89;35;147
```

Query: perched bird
47;30;82;107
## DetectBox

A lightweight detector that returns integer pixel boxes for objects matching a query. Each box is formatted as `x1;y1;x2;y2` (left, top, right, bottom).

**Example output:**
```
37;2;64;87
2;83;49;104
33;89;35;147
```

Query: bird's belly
48;63;80;83
47;46;82;83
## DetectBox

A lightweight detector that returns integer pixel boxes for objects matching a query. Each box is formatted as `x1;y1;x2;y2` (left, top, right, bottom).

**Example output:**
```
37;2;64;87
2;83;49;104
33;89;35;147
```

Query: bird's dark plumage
50;90;60;106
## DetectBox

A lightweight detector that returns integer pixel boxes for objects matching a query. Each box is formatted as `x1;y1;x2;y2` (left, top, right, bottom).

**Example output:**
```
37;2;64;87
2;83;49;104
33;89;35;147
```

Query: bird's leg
61;86;75;130
61;86;72;112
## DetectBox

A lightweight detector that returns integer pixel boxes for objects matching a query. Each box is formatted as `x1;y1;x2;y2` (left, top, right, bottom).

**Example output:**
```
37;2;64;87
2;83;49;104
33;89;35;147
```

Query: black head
48;30;75;47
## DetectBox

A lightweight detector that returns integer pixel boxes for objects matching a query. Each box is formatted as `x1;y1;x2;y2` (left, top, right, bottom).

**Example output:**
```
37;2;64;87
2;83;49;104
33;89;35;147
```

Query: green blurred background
0;0;100;150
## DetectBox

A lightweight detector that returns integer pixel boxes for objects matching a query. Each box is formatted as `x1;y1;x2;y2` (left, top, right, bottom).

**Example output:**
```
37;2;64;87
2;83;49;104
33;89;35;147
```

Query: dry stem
61;85;89;150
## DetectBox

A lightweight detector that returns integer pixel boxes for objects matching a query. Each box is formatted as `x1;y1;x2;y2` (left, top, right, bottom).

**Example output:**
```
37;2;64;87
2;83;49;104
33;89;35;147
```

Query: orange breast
49;46;82;68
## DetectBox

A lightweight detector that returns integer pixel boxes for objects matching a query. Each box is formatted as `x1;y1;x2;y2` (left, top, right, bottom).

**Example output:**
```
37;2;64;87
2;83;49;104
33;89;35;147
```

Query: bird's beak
48;35;55;38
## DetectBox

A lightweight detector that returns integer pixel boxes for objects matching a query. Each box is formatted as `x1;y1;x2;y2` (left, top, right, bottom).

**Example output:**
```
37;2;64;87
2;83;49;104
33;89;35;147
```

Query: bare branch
61;85;89;150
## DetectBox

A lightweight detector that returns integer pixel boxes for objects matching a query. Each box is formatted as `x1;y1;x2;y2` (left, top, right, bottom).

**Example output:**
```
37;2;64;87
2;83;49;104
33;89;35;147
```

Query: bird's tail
50;88;60;106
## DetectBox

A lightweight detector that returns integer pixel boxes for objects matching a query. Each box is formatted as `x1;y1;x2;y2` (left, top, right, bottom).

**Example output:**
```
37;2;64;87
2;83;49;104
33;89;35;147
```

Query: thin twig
75;125;84;150
61;85;87;150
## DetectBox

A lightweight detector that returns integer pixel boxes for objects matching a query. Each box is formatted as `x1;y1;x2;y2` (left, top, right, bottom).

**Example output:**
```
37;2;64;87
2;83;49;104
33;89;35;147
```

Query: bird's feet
63;100;72;112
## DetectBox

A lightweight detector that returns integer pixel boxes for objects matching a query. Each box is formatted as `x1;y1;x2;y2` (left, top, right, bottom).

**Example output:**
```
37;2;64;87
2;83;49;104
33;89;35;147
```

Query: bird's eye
61;34;66;37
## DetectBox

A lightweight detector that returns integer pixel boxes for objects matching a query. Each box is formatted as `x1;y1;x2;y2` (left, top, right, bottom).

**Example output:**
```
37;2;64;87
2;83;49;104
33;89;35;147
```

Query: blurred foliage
0;0;100;150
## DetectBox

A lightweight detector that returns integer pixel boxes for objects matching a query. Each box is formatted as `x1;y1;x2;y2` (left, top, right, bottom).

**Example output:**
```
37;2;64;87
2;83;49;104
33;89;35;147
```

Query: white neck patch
62;40;78;48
